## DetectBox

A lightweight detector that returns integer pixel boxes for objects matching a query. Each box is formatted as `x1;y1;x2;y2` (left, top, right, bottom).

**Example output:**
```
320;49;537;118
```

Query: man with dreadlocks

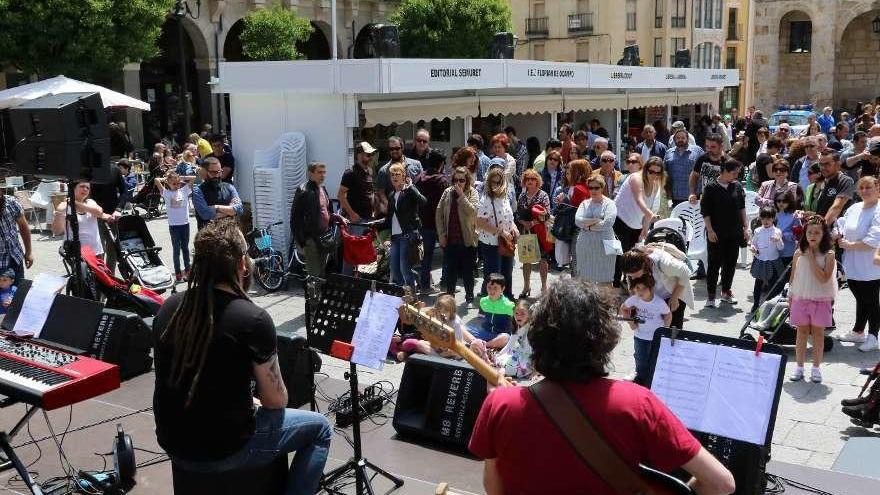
152;218;331;494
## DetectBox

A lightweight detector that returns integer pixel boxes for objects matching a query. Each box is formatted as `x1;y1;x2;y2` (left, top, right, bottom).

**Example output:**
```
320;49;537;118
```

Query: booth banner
219;60;337;94
589;65;738;89
385;59;506;93
507;60;589;89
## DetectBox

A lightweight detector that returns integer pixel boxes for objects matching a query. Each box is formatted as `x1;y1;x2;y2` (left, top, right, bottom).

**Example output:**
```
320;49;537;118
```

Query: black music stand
305;274;405;495
0;404;43;494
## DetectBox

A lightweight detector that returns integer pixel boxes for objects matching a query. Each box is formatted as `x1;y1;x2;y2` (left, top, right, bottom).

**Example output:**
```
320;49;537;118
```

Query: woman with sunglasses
591;151;623;199
612;153;658;287
436;166;481;303
755;159;802;210
516;169;551;298
384;163;426;292
476;167;519;300
574;176;618;286
642;156;670;219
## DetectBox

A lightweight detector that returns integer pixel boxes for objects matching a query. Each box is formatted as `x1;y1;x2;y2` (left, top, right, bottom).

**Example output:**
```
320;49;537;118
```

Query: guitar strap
529;380;653;495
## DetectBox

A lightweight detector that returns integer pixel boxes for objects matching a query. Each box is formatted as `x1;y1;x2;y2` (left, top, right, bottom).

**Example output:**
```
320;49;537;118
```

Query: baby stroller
66;246;165;318
114;215;176;294
644;219;698;275
740;263;843;351
130;180;164;218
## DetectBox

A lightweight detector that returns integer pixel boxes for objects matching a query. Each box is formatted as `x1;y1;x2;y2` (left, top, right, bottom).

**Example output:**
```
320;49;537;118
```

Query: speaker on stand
674;49;692;68
617;44;641;66
353;23;400;58
489;32;516;59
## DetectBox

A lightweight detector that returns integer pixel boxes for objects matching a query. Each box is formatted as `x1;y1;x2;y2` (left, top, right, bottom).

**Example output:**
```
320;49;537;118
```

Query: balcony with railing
727;23;744;41
526;17;549;37
568;13;594;34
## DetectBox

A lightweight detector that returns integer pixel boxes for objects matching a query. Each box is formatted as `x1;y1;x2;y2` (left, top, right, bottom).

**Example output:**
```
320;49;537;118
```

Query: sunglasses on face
588;186;602;191
626;159;639;164
601;158;615;163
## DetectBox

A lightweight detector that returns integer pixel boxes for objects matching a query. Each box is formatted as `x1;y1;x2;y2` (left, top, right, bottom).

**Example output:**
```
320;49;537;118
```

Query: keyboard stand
0;400;42;495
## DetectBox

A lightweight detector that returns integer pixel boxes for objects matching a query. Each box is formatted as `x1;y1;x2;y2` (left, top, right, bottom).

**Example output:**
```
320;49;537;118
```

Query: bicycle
247;219;344;292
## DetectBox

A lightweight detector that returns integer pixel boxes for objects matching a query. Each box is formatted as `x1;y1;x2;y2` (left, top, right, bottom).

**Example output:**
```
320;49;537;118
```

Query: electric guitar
398;301;695;495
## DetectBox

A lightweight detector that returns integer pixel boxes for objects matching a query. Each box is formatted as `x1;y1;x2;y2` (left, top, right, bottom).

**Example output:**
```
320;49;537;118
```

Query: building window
577;41;590;62
704;0;713;29
655;0;664;28
697;42;713;68
671;0;686;28
626;0;637;31
726;46;736;69
670;37;686;65
789;21;812;53
694;0;701;28
714;0;722;29
534;1;545;18
654;37;664;66
533;43;545;60
722;86;740;113
577;0;591;13
713;45;721;69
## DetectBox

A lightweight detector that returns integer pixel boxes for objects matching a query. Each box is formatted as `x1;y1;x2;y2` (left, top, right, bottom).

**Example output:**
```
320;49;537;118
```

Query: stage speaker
7;92;111;183
392;355;487;450
489;32;515;59
276;334;321;409
353;23;400;59
617;44;641;66
90;309;154;380
674;48;692;68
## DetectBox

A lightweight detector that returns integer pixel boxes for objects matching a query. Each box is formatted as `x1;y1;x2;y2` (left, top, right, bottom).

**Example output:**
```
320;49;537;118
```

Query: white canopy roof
0;75;150;111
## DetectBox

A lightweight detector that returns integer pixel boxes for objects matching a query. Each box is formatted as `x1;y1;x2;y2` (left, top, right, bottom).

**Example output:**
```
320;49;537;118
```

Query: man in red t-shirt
469;279;735;495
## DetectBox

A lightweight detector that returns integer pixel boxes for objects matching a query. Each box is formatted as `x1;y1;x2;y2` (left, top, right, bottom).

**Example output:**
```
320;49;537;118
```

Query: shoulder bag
492;199;515;257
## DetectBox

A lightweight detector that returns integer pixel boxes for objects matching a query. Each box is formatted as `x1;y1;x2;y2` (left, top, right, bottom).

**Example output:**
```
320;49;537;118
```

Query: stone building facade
750;0;880;113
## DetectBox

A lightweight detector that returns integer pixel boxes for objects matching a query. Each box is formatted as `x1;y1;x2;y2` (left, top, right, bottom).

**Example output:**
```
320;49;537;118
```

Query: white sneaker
789;367;805;381
720;292;738;305
705;299;718;309
858;334;879;352
810;367;823;383
837;331;867;343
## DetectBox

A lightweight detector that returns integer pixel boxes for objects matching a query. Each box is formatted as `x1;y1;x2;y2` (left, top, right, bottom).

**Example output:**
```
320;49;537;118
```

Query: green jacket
435;186;480;247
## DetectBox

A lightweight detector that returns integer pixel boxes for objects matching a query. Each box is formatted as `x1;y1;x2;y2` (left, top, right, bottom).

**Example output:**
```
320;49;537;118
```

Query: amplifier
276;334;321;409
90;309;153;380
392;354;487;450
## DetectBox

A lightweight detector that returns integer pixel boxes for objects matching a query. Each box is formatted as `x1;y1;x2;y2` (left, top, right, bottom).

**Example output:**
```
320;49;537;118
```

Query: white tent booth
215;58;738;212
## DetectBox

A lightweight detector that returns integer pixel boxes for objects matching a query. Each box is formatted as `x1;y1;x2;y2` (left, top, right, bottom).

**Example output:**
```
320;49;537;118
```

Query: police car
768;104;816;138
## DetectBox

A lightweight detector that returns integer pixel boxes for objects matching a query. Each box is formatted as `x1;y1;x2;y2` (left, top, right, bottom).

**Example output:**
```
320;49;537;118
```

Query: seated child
397;294;487;362
0;269;17;315
620;273;671;386
494;299;534;379
469;273;514;349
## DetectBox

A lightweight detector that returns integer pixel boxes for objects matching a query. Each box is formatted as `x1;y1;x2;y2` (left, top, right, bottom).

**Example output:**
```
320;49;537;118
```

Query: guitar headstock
399;303;455;349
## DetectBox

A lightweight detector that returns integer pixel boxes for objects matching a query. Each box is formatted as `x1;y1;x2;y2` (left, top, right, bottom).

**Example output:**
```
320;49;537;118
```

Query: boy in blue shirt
0;269;17;315
469;273;514;349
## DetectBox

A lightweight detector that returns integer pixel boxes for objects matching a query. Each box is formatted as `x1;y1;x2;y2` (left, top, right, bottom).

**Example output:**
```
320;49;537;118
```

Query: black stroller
114;215;176;293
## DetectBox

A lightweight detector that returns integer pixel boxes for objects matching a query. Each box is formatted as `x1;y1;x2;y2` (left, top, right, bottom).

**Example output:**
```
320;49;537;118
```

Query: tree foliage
390;0;512;59
0;0;174;81
240;3;313;61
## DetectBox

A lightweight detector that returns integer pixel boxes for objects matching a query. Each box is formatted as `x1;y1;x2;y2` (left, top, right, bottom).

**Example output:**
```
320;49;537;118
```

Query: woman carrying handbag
477;167;519;300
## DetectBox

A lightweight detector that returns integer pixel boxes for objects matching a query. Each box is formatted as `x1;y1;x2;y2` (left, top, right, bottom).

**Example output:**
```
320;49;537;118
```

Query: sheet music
651;337;782;446
33;273;67;293
12;286;58;337
350;291;402;370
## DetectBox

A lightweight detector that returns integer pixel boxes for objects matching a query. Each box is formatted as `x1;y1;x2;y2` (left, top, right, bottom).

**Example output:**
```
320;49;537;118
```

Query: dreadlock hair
161;217;250;408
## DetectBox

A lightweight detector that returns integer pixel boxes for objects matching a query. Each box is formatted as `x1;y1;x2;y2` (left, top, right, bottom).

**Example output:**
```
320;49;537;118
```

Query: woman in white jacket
620;247;695;328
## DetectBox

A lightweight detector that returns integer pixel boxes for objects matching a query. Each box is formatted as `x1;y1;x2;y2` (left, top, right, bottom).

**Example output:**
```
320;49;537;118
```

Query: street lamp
172;0;201;138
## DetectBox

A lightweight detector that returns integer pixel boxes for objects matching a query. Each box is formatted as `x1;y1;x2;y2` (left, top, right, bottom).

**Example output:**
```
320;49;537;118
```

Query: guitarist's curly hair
528;279;620;382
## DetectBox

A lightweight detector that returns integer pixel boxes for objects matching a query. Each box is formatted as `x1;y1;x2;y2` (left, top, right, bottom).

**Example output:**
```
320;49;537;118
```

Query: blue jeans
390;233;417;289
172;407;332;495
419;228;437;288
633;337;653;386
479;242;514;300
169;224;191;274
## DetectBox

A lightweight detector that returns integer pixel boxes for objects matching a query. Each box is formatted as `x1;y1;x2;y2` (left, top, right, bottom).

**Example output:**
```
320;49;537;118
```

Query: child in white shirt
155;172;194;281
750;206;785;313
620;273;671;385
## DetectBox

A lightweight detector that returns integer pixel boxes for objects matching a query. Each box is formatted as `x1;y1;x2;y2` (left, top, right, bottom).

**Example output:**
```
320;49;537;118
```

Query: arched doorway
140;17;203;148
299;22;331;60
834;11;880;111
776;11;812;106
224;19;249;62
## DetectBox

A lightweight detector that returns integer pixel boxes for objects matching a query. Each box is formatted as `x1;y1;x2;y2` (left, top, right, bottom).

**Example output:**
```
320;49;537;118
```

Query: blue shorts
468;325;509;342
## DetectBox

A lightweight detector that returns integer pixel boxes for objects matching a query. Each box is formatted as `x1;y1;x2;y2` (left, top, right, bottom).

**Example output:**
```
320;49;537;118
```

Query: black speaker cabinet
675;48;692;68
392;355;487;450
90;309;153;380
489;32;515;59
277;334;321;409
14;138;111;183
354;23;400;59
617;44;641;66
9;92;107;143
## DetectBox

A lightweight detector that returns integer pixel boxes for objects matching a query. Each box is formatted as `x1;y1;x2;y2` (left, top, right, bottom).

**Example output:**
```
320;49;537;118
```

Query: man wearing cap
0;194;33;285
339;142;377;274
667;121;696;148
818;107;835;135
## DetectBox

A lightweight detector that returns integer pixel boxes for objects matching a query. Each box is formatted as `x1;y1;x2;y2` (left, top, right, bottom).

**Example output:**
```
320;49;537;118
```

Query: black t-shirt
209;152;236;184
152;289;276;461
89;166;126;213
815;172;855;217
340;165;375;219
700;180;746;240
693;154;726;193
406;147;446;174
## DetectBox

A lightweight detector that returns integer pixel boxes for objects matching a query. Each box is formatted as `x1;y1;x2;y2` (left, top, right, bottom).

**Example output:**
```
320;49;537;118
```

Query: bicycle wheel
255;251;285;292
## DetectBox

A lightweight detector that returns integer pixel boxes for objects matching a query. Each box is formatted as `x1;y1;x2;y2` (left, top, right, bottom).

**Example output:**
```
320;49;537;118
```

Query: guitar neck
449;340;501;387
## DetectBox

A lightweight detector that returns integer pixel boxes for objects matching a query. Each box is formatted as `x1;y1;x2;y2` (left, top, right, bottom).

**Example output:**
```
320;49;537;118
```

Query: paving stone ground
21;213;880;472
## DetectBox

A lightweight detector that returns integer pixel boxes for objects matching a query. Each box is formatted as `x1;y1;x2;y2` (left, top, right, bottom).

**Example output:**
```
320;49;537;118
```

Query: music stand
305;273;405;495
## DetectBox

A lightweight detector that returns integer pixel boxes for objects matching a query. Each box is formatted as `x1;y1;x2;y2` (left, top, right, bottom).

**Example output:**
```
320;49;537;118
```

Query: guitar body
639;465;695;495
